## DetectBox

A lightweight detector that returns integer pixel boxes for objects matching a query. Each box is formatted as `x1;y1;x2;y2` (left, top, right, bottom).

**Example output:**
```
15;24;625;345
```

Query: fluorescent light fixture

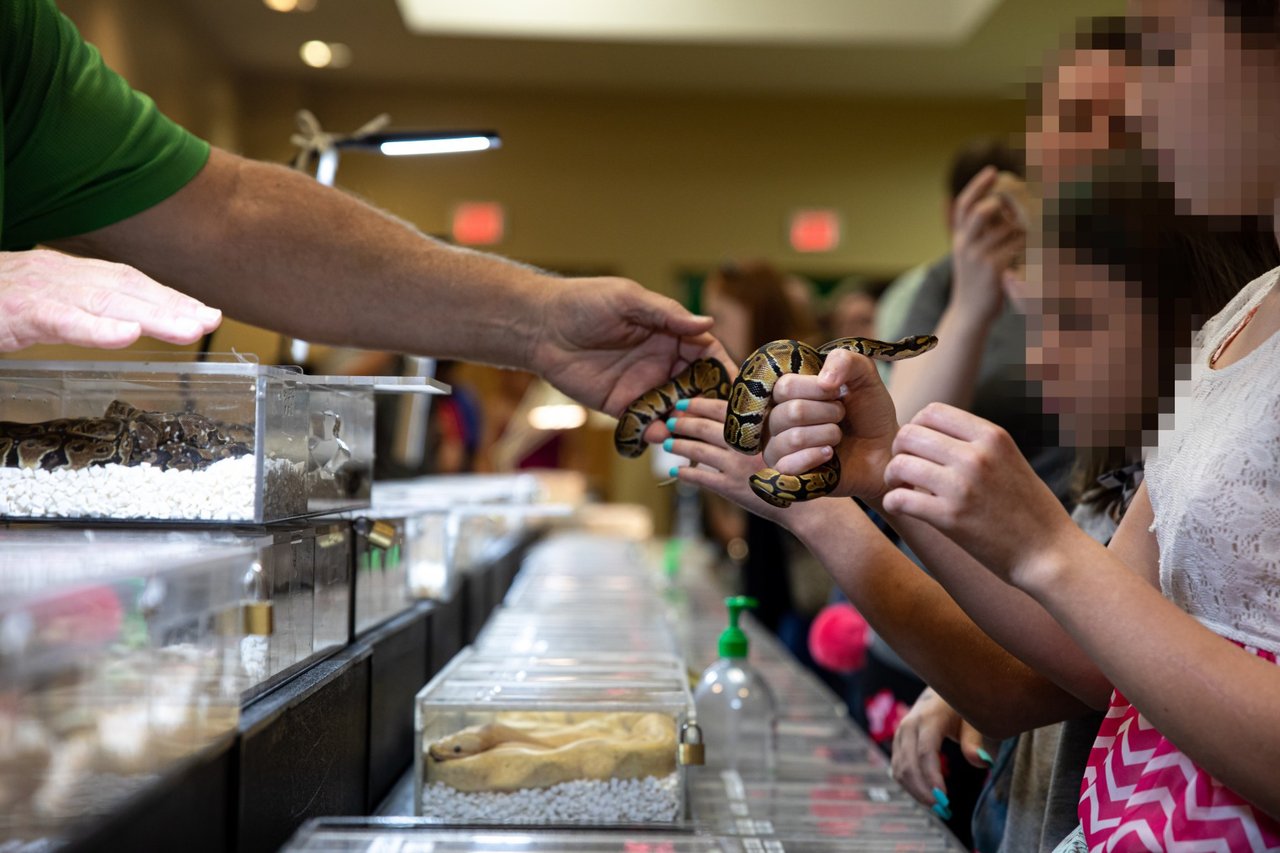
379;135;496;156
394;0;1001;45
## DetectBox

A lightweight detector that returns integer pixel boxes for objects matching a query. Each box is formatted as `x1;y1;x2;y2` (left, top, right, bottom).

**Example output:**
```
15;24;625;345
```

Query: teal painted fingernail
669;466;679;478
662;438;674;452
931;788;950;808
977;748;994;766
932;803;952;821
666;417;678;432
675;400;690;411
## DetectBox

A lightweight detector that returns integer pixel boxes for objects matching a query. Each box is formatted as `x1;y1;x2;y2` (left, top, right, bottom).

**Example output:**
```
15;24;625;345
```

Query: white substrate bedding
422;773;680;823
0;456;305;521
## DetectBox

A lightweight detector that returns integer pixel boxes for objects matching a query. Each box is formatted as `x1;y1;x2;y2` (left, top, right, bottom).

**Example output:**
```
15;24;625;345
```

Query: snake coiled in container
0;400;254;472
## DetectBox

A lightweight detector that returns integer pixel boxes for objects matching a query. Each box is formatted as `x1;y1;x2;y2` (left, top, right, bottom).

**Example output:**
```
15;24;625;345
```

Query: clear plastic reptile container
0;529;258;847
346;511;412;636
194;521;353;699
415;647;701;825
474;608;679;656
0;354;445;523
369;477;574;601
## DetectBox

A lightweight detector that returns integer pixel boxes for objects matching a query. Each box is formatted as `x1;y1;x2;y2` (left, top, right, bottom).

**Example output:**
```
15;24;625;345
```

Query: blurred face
1025;250;1155;449
1028;47;1129;187
830;292;877;341
702;278;751;363
1128;0;1280;216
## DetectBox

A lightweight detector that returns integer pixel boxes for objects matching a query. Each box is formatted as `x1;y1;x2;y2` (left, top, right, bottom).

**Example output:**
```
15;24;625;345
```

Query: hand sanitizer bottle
693;596;778;775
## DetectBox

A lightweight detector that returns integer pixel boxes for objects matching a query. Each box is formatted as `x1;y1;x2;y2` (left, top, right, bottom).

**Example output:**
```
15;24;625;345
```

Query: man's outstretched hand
532;276;730;416
0;249;221;351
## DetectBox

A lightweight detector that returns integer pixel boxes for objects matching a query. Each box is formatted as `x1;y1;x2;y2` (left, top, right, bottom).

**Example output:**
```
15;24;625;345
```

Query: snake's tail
748;472;794;508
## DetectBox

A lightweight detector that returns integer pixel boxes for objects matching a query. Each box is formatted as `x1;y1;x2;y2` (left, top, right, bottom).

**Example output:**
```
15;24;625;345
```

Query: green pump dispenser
718;596;757;659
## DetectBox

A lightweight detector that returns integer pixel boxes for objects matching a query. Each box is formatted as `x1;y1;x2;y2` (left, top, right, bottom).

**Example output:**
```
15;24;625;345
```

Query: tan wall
18;4;1023;524
237;79;1022;287
57;0;241;151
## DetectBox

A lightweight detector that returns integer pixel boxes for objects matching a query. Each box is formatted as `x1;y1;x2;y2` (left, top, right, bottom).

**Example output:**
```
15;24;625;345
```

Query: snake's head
428;730;486;762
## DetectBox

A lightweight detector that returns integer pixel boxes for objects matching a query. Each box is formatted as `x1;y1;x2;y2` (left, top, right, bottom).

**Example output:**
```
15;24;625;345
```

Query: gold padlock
242;600;274;636
367;520;397;550
678;721;705;766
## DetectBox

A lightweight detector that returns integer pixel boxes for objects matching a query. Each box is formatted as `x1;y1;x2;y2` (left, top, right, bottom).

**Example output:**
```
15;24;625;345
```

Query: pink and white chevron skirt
1079;641;1280;852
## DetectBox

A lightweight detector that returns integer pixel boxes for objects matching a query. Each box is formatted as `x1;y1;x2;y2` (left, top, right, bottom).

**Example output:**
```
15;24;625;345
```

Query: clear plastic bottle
693;596;778;775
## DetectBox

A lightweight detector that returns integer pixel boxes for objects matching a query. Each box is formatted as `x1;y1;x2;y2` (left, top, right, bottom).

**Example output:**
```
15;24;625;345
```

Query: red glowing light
789;208;841;253
452;201;505;246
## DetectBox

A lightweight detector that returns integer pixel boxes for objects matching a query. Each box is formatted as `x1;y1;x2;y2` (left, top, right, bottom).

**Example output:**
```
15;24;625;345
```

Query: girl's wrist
1008;520;1084;601
787;496;855;544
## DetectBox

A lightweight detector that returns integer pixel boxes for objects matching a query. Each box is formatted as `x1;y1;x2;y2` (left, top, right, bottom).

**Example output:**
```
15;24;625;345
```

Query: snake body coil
724;335;938;507
614;336;936;507
613;358;732;459
0;400;254;473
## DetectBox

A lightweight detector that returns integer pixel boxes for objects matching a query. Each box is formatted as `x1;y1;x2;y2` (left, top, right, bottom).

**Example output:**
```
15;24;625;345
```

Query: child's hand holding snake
759;345;914;506
661;397;800;523
614;335;936;507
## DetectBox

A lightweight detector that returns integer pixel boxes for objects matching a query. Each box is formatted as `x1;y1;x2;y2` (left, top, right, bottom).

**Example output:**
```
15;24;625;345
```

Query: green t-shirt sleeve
1;0;211;250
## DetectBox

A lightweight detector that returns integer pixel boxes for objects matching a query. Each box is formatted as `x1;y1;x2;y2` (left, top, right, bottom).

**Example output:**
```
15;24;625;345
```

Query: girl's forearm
1024;542;1280;816
786;498;1092;735
871;503;1116;708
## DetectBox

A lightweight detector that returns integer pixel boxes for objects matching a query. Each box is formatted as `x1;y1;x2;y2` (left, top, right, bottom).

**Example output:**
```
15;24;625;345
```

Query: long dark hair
705;260;821;354
1044;156;1280;517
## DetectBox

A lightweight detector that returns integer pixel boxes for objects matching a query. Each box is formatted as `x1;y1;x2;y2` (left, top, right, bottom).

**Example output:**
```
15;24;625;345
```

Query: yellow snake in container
426;713;677;793
614;336;937;508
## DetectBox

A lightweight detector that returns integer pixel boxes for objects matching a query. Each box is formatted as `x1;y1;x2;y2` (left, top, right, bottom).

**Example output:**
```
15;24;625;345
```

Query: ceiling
171;0;1124;98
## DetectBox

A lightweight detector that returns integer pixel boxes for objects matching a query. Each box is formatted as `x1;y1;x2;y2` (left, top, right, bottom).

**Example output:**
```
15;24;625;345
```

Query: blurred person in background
696;261;831;656
824;278;880;341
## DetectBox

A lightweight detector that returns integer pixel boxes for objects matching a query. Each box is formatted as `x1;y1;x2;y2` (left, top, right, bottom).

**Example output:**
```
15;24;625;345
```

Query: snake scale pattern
723;335;938;507
612;359;733;458
614;335;937;507
0;400;255;473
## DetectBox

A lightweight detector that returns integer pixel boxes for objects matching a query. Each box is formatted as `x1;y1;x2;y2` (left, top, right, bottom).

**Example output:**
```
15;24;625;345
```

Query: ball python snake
0;400;254;473
615;335;937;507
613;358;733;459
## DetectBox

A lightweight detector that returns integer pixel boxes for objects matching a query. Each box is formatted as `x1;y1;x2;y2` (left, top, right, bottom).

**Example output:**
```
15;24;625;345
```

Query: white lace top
1145;266;1280;655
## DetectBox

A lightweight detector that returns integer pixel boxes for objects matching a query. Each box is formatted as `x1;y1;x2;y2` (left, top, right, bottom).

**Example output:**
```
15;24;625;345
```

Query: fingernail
195;306;222;325
977;748;994;766
666;417;678;432
931;788;950;808
171;318;202;338
932;803;952;821
662;438;674;452
668;466;679;478
675;400;690;411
